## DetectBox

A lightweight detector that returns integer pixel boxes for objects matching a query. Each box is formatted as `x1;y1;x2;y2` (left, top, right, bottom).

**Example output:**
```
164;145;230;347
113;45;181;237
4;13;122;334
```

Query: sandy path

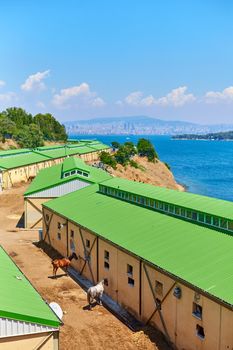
0;185;171;350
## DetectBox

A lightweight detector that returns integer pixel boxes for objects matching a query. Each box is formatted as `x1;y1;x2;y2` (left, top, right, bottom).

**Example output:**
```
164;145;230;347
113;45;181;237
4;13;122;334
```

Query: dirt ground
0;184;171;350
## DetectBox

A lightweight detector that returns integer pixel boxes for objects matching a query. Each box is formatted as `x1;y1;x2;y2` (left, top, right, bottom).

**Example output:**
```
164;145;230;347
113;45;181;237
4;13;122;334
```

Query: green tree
137;138;158;161
111;141;120;150
0;115;16;142
124;141;137;157
15;125;44;148
33;113;67;141
99;151;117;169
115;146;130;165
4;107;33;128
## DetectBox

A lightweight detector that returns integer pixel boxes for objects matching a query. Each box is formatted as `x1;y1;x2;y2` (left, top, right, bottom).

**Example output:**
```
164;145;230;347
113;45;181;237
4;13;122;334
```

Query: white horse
87;278;108;308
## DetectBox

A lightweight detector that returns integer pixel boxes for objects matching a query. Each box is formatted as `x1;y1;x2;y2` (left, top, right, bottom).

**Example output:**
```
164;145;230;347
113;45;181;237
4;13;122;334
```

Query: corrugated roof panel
0;317;58;338
28;179;90;198
44;184;233;306
0;246;61;327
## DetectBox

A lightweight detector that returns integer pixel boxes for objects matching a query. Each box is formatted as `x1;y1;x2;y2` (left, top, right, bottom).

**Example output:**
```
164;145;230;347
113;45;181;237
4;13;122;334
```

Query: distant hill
173;130;233;140
64;116;233;135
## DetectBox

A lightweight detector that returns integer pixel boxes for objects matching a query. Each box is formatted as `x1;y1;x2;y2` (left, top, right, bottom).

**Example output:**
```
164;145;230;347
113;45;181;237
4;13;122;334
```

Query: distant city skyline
1;1;233;124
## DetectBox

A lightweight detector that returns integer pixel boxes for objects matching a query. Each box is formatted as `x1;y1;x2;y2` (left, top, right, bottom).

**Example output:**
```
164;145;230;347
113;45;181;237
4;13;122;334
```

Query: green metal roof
0;142;110;170
44;183;233;307
0;246;61;327
101;177;233;221
0;148;31;157
24;157;112;196
0;152;51;170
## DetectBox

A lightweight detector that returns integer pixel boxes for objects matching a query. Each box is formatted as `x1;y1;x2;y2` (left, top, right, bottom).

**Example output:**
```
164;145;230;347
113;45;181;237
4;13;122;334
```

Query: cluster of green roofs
99;138;161;169
0;141;110;171
0;107;67;148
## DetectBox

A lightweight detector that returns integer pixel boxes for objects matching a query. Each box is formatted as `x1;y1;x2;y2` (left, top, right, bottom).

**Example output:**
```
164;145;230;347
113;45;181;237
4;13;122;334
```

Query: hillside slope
92;155;184;191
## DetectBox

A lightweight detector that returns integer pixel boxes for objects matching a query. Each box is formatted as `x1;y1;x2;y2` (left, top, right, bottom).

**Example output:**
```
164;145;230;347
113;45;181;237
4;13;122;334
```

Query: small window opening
198;213;205;222
181;208;185;217
128;277;135;286
156;298;162;310
155;281;163;296
104;261;109;269
192;212;197;220
169;205;174;213
164;204;169;211
196;324;205;339
206;215;211;225
45;214;49;222
86;239;90;248
127;264;133;276
193;303;202;319
57;222;61;229
71;170;76;175
70;230;74;238
57;232;61;240
83;172;88;177
104;250;109;260
77;170;82;175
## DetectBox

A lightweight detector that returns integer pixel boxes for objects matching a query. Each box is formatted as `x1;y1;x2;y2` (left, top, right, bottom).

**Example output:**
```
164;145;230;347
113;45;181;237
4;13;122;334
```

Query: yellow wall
0;331;58;350
43;208;67;257
42;207;233;350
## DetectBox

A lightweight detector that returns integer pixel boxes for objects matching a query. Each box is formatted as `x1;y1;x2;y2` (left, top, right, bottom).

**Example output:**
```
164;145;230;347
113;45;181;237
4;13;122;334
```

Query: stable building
0;246;61;349
0;141;110;191
42;177;233;350
24;157;112;229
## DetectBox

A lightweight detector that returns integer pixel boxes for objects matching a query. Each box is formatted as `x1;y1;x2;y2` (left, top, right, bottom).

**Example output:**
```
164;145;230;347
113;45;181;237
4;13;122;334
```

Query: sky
1;0;233;124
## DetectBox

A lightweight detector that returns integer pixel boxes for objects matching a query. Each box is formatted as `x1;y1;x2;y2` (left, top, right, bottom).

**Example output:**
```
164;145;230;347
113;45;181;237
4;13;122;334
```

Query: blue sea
70;134;233;201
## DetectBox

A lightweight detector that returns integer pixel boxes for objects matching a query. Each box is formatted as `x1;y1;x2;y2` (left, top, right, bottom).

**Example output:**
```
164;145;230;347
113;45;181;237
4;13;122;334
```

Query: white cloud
0;92;17;103
156;86;196;107
36;101;46;109
205;86;233;103
52;82;105;108
21;70;50;91
0;80;6;88
122;86;195;108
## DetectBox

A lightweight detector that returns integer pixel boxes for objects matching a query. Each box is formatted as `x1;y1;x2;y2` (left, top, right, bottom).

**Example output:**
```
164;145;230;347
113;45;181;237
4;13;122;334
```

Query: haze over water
71;134;233;201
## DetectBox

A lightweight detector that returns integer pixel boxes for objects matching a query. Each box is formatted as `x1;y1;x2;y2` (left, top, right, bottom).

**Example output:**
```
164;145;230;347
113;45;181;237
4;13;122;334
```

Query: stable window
192;212;197;220
220;219;227;229
159;202;163;210
213;217;219;227
70;230;74;238
192;303;202;319
104;250;109;261
57;222;61;229
57;232;61;240
104;261;109;269
186;210;192;219
205;215;211;225
83;172;89;177
155;281;163;296
175;207;180;215
127;264;133;276
64;172;70;178
169;205;174;213
86;239;90;248
150;199;154;207
77;170;82;175
228;221;233;231
128;277;135;286
164;204;169;211
181;208;185;217
196;324;205;339
71;170;76;175
198;213;205;222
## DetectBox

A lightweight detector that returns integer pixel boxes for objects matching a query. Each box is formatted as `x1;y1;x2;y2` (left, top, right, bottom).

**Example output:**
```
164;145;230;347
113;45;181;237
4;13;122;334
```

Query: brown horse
52;252;78;277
